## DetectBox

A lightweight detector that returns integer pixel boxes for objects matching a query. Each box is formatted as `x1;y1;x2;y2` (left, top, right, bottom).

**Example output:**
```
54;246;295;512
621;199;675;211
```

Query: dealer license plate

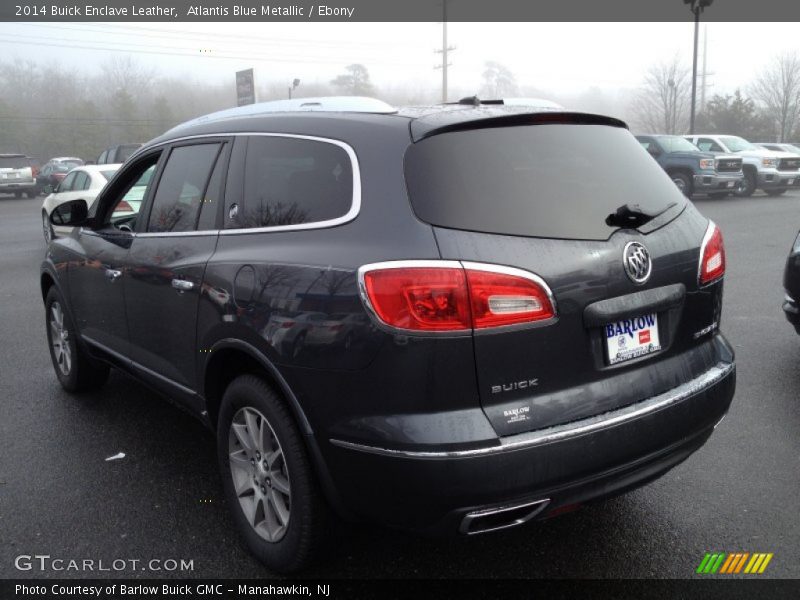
604;312;661;365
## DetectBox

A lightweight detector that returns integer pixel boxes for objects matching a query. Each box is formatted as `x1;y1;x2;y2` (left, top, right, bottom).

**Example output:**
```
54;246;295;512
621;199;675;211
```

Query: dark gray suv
41;97;736;572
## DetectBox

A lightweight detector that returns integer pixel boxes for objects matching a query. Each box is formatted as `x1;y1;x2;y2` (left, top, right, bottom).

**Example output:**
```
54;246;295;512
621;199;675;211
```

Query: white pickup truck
684;134;800;197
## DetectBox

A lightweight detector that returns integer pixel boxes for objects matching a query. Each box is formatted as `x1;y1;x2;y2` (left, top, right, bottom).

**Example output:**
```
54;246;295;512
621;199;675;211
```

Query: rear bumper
0;181;36;192
693;172;742;191
321;345;735;534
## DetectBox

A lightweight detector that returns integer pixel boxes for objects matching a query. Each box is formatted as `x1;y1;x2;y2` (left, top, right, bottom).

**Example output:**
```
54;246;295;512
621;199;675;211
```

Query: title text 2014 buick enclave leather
40;97;736;572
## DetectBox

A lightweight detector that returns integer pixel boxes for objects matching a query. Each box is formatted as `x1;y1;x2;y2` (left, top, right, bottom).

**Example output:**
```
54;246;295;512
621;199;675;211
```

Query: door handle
104;269;122;282
171;279;195;292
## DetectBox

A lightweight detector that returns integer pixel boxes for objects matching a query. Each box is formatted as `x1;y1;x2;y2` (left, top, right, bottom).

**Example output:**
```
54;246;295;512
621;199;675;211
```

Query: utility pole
684;0;713;134
434;0;456;103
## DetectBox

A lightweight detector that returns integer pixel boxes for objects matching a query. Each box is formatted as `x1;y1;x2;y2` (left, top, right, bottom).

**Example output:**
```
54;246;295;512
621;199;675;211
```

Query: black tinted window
242;136;353;228
405;124;687;241
147;144;220;233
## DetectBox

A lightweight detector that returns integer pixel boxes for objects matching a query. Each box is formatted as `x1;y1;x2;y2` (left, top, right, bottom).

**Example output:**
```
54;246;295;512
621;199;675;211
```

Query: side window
146;143;220;233
59;172;77;192
98;150;108;164
241;136;354;229
72;171;89;191
196;143;227;231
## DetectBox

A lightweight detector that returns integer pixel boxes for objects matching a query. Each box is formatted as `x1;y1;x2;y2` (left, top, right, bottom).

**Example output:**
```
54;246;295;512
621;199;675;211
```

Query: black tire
44;286;109;392
217;375;330;573
735;170;756;197
670;172;693;197
765;188;787;196
26;191;36;199
14;191;22;198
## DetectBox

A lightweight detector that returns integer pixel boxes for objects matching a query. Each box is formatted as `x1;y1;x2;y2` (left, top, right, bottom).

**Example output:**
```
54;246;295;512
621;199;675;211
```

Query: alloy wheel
228;406;291;542
49;301;72;376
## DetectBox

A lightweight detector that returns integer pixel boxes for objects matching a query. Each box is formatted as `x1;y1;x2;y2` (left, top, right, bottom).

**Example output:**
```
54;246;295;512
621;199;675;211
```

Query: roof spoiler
413;111;629;142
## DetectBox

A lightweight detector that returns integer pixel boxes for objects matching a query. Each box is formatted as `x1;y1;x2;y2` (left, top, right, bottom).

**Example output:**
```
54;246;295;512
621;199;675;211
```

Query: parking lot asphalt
0;191;798;580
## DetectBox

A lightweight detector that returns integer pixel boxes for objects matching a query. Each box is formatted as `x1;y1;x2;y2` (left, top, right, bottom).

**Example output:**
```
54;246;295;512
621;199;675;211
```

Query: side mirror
50;199;89;227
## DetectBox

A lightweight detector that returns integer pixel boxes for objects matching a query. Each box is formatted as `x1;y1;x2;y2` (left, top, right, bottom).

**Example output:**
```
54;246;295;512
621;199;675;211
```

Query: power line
15;22;392;50
0;32;424;68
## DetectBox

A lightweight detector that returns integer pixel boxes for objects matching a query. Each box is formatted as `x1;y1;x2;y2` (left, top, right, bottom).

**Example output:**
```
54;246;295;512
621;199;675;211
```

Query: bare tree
749;52;800;142
631;57;691;134
480;61;519;98
331;64;375;96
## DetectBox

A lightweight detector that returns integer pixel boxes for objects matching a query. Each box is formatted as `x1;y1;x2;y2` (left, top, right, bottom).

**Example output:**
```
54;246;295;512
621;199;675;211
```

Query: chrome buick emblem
623;242;652;284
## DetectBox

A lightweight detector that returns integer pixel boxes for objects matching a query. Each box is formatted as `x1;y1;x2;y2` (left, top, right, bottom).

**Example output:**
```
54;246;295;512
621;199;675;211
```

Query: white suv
685;134;800;197
0;153;37;198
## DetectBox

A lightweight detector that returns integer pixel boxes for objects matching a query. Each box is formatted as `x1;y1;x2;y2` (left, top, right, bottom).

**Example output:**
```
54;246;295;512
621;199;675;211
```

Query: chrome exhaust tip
459;498;550;535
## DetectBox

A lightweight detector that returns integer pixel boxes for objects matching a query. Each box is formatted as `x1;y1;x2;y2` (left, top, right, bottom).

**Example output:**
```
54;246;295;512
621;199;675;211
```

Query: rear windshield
0;156;28;169
405;124;687;241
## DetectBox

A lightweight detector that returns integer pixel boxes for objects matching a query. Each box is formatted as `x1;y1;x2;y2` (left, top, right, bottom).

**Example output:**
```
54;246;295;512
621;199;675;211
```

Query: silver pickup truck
685;134;800;197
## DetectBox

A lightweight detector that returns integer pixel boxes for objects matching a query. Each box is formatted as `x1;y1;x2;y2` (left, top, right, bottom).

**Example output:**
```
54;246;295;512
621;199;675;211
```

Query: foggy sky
0;21;797;116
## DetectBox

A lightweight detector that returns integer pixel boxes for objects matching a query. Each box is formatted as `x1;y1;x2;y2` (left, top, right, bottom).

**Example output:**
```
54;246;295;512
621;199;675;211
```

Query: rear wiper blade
606;202;677;228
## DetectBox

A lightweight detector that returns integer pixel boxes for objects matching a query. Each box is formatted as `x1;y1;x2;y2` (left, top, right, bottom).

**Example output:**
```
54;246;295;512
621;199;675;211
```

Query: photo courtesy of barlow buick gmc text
0;1;799;598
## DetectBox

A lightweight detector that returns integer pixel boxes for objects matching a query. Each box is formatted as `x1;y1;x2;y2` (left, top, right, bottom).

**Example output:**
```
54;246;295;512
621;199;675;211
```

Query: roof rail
453;97;564;109
168;96;397;132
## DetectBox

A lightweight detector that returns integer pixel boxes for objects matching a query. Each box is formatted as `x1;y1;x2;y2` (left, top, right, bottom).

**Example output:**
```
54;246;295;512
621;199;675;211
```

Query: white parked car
41;164;121;242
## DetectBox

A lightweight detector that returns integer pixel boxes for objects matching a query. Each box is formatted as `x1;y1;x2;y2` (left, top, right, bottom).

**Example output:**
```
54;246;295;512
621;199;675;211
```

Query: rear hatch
404;119;723;436
0;155;33;182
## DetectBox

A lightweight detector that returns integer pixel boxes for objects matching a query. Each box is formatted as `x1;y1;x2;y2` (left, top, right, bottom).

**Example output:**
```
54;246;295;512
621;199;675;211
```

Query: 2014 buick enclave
40;96;736;572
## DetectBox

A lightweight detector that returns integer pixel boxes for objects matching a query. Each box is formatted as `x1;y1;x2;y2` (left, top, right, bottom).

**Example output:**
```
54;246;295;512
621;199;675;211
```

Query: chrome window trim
123;132;360;237
329;361;734;460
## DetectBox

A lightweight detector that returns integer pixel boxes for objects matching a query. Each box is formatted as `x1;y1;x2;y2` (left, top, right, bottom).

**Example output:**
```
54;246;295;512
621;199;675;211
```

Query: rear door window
240;136;354;229
146;143;220;233
405;124;686;241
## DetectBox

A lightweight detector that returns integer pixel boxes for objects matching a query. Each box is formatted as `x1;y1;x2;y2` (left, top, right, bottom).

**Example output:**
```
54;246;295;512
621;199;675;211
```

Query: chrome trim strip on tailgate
329;361;734;460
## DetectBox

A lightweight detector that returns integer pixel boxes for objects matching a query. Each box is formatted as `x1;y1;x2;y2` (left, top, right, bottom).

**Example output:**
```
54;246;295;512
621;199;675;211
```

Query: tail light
699;221;725;286
115;200;133;212
280;321;295;329
329;324;344;331
358;261;555;333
